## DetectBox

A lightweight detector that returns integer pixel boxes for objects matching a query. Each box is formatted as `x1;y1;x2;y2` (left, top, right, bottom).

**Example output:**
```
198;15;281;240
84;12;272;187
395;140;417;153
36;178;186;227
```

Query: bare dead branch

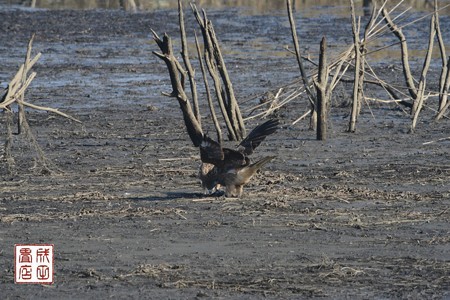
286;0;317;130
190;3;244;141
152;30;203;146
178;0;201;127
349;0;362;133
195;32;222;142
205;16;245;139
411;15;436;132
434;0;448;115
382;7;418;100
435;57;450;121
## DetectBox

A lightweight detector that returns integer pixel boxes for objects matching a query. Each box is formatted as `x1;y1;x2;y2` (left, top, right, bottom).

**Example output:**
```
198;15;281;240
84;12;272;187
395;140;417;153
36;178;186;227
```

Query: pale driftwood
286;0;317;130
243;1;448;133
360;62;408;106
347;2;377;130
158;157;194;162
2;35;79;174
1;69;81;123
422;136;450;145
22;101;81;123
0;72;36;109
411;15;436;132
153;2;248;144
365;97;412;103
315;37;329;141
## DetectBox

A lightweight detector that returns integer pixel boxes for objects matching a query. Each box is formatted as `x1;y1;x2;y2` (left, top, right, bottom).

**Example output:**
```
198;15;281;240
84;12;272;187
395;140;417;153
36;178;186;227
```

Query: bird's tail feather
249;156;276;170
238;156;275;184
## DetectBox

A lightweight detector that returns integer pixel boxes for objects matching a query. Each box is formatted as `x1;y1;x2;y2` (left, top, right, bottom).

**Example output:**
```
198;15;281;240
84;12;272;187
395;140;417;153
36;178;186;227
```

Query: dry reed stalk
17;34;35;135
262;89;282;118
291;109;311;125
329;45;354;91
361;59;409;108
245;88;305;121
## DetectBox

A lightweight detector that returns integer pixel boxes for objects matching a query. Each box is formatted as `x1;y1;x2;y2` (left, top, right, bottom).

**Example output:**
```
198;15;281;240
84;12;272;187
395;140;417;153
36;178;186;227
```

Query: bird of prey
198;119;279;197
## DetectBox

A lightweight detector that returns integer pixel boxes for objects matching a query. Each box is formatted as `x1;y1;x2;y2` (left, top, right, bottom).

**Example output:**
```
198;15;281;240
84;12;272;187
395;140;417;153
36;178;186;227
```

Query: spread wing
200;118;278;170
200;135;224;165
222;148;248;170
200;135;247;170
238;119;279;155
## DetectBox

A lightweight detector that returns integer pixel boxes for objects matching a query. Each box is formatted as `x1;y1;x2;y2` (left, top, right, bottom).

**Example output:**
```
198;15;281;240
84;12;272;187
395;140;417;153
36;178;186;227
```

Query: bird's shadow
126;190;224;202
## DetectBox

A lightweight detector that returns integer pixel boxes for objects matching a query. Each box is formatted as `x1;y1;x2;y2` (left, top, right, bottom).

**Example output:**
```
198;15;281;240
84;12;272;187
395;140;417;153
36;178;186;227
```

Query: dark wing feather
222;148;247;170
200;135;224;165
238;119;279;155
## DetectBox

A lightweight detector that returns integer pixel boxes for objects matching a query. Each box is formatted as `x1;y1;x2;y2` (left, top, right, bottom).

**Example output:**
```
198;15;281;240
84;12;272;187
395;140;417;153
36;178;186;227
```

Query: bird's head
199;163;221;194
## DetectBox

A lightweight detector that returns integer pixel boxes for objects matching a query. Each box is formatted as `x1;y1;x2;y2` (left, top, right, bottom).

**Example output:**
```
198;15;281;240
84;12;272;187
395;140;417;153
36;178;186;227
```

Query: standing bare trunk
316;37;329;141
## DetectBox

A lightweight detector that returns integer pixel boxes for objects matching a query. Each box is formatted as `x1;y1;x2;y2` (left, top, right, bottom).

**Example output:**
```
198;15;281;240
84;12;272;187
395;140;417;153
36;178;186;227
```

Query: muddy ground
1;4;449;299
